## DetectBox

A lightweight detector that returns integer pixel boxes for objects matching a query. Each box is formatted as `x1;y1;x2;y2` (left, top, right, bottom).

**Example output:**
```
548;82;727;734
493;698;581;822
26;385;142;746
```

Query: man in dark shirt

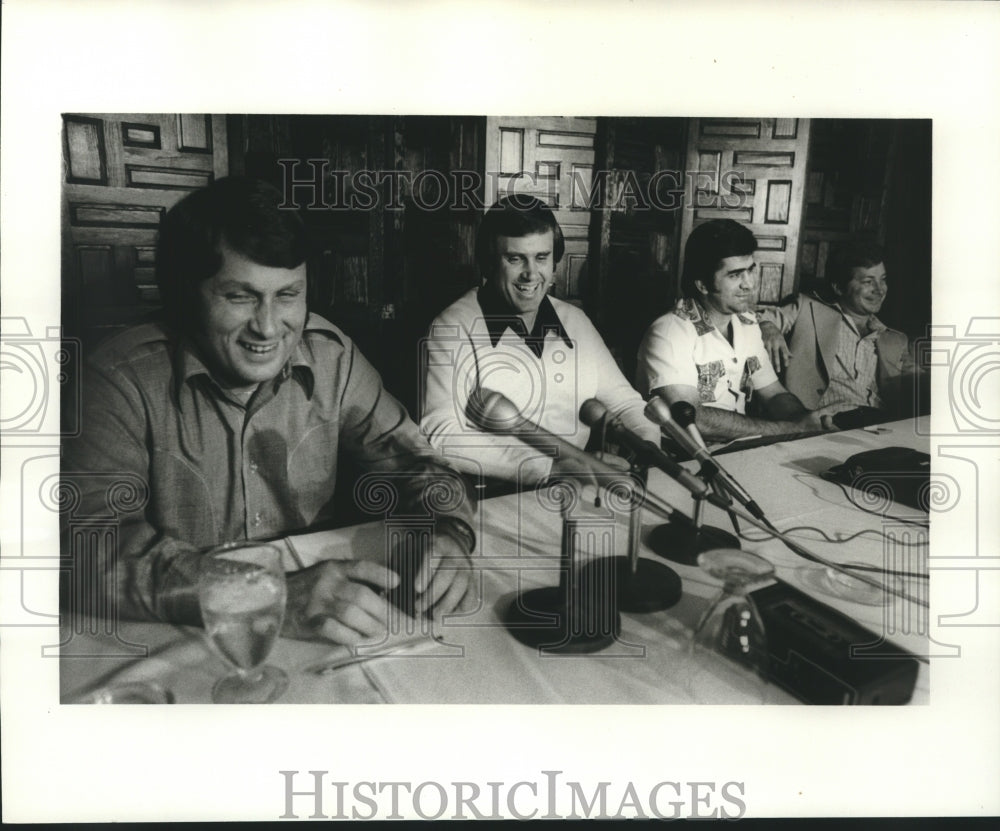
62;177;476;646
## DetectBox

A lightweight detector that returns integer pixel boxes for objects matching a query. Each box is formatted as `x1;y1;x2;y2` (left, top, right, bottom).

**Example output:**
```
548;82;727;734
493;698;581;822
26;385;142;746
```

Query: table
60;418;930;705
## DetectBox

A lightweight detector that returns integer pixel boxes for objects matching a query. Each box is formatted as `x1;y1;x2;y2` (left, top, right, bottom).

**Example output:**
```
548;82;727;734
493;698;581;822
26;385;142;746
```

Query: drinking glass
197;541;289;704
688;548;775;702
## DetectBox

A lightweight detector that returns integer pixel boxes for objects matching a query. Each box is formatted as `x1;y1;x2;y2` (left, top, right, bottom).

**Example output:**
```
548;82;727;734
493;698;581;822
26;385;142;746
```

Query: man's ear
694;278;709;297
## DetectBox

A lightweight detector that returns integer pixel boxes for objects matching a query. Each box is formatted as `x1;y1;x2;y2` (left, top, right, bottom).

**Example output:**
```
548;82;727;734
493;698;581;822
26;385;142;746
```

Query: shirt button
249;460;258;473
252;512;262;527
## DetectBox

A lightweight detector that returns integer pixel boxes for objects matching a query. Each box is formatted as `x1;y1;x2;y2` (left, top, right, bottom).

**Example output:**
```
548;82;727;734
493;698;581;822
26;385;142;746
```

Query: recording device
578;399;708;498
747;579;920;704
822;446;931;513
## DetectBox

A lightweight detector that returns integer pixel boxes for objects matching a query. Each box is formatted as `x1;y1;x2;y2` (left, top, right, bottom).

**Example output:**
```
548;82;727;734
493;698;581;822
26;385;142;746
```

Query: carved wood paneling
62;113;229;346
680;117;811;302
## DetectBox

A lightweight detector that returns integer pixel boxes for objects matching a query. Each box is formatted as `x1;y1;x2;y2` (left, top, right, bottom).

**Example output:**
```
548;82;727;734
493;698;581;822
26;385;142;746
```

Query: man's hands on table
282;536;476;646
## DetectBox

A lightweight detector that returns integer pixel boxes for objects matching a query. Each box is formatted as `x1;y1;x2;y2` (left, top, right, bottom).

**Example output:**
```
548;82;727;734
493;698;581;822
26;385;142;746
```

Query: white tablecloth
61;418;930;705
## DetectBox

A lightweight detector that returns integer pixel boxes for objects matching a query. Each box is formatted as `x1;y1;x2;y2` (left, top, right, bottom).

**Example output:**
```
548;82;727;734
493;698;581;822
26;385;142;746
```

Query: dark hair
826;239;886;292
474;195;565;275
155;176;309;332
680;219;757;298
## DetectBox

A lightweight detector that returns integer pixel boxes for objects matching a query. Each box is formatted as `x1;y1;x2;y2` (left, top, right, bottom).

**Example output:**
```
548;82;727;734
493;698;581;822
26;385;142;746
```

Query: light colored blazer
757;294;917;414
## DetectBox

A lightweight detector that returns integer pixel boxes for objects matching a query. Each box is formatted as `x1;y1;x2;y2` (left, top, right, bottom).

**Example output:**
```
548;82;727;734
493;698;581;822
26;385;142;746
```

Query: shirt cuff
436;515;477;554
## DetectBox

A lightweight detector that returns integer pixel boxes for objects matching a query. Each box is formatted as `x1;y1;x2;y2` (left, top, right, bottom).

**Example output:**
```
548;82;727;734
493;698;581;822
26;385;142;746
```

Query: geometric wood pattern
679;117;811;303
62;113;229;347
126;165;213;190
701;119;762;139
765;180;792;223
64;115;107;184
121;122;161;149
773;118;799;139
177;114;212;152
755;235;787;251
758;263;784;303
733;150;795;167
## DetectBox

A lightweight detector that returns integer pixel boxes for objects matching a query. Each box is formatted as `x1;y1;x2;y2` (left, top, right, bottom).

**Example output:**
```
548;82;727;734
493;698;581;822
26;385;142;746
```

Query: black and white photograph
2;0;998;823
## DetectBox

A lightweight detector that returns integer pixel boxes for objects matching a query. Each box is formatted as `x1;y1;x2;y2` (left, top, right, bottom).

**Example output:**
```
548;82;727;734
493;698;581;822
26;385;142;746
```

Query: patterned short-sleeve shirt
637;297;779;413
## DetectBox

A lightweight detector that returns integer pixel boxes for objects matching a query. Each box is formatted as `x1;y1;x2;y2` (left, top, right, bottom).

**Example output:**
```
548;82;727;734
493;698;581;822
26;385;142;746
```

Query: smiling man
756;240;922;419
62;177;477;645
637;219;845;442
420;195;657;485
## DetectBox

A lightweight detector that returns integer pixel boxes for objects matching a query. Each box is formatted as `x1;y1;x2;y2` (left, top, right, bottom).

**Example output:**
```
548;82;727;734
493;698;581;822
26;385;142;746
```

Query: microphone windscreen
466;389;524;433
578;398;609;428
644;396;673;425
670;400;698;428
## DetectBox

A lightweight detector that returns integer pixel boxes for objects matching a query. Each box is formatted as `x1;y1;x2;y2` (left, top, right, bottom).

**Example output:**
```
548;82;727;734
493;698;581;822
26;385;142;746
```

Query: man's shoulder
436;288;482;318
301;313;349;346
88;321;173;373
427;288;493;339
664;297;715;336
874;318;910;347
547;295;596;331
297;314;356;369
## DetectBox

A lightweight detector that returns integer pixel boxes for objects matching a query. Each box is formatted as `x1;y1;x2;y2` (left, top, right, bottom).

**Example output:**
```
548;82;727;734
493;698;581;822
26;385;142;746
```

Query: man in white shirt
637;219;845;442
420;196;657;486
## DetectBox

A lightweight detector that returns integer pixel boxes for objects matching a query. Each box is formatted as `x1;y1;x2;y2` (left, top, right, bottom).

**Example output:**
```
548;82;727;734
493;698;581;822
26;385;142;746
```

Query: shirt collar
833;303;887;337
676;296;755;335
476;286;574;357
173;326;316;405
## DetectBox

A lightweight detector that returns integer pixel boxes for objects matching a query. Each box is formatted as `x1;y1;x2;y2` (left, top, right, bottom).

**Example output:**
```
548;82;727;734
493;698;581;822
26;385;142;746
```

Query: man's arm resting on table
650;382;843;442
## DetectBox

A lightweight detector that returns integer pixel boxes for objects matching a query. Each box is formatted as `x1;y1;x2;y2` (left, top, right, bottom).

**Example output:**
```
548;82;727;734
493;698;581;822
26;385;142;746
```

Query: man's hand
798;401;852;433
412;533;477;619
760;320;792;374
284;559;402;646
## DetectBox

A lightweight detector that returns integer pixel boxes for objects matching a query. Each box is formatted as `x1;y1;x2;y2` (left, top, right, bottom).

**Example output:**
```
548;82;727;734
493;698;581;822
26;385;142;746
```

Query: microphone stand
646;460;741;566
502;478;621;653
611;465;683;613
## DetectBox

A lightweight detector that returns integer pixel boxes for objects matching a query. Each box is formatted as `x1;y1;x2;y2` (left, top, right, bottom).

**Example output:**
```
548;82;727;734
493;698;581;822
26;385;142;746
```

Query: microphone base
502;558;622;654
647;521;740;566
613;555;683;613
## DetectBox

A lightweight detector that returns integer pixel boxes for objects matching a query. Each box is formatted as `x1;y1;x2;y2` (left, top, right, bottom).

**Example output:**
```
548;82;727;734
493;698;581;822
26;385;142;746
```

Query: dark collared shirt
477;287;574;358
62;314;475;622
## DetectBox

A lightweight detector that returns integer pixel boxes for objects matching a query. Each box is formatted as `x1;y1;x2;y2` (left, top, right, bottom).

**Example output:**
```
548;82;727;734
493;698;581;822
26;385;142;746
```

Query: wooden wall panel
679;117;812;303
62;113;228;347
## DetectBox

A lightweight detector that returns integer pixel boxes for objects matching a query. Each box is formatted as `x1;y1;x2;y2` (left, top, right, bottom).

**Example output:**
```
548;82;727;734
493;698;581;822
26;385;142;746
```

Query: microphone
644;398;767;522
578;399;709;498
466;389;622;479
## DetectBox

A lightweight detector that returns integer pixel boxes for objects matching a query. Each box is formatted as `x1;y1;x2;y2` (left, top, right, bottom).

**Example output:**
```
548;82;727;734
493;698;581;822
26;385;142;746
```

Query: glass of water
197;541;288;704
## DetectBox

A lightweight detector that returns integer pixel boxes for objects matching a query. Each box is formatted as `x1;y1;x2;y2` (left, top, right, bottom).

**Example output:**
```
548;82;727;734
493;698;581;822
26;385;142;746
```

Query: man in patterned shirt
637;219;846;442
